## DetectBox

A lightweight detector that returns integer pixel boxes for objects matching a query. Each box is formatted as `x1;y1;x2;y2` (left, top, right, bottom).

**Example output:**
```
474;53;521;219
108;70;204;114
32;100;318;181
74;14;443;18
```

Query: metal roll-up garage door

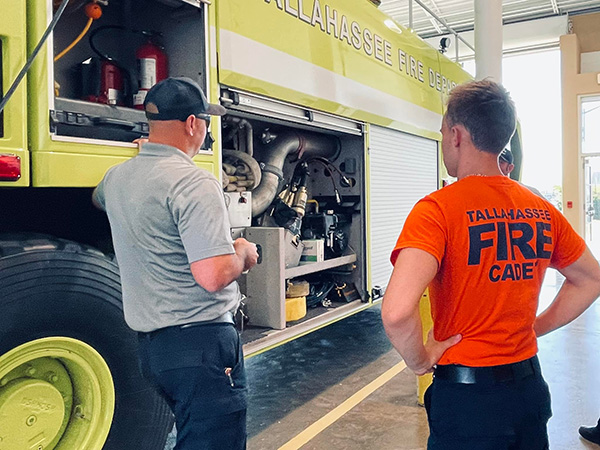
369;125;439;293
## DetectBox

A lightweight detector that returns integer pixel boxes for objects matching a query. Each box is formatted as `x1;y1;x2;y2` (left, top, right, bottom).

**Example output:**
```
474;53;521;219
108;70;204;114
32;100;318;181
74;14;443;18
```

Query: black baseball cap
144;77;227;121
499;148;514;165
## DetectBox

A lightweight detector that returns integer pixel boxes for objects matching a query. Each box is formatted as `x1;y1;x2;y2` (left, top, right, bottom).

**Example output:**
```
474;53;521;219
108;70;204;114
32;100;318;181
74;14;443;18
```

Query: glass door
584;161;594;243
582;96;600;258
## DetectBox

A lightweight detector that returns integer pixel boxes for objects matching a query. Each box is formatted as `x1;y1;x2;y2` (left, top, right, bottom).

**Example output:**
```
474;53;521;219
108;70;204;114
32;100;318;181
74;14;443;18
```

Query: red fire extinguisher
99;60;124;105
133;36;168;109
81;58;124;106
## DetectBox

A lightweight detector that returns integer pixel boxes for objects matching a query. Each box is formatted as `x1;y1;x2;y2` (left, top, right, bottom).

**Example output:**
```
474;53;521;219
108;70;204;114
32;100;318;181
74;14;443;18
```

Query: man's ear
452;124;472;149
184;114;196;136
451;125;462;148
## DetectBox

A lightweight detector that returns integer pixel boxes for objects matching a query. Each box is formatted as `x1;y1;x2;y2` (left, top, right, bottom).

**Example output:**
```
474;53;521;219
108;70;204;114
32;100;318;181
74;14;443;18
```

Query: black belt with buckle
434;355;540;384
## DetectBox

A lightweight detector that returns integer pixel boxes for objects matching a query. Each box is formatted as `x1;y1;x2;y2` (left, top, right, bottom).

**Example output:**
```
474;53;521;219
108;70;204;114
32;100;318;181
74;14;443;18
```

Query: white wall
581;51;600;73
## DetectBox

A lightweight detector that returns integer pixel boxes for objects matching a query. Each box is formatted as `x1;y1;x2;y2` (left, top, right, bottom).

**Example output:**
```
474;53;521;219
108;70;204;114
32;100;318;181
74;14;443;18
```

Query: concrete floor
165;268;600;449
537;270;600;450
245;269;600;450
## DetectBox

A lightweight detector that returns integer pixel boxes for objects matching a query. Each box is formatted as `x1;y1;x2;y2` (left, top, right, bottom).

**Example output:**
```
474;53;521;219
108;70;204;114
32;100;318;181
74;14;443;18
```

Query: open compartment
218;97;368;348
50;0;206;143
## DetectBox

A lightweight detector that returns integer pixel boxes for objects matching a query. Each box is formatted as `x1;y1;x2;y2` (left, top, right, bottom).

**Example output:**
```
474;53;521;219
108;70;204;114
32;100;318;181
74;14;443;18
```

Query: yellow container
285;296;307;322
417;289;433;405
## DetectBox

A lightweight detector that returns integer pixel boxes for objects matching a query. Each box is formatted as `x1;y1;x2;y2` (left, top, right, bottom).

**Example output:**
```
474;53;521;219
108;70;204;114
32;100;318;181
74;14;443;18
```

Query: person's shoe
579;423;600;445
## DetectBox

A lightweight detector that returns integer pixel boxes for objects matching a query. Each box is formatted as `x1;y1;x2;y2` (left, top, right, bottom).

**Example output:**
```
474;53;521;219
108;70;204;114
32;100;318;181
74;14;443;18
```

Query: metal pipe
455;34;459;62
252;131;338;217
475;0;503;82
238;119;254;157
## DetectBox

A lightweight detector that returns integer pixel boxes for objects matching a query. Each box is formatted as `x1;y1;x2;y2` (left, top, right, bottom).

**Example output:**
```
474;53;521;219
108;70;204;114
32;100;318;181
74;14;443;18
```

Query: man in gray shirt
499;148;544;197
93;77;258;450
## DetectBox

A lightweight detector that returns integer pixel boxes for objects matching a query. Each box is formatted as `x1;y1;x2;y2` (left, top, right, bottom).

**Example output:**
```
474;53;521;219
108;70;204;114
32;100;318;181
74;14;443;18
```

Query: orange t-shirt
391;176;585;366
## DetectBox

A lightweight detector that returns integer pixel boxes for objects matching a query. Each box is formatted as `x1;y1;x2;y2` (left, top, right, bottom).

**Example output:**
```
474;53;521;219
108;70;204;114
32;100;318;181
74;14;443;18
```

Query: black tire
0;234;173;450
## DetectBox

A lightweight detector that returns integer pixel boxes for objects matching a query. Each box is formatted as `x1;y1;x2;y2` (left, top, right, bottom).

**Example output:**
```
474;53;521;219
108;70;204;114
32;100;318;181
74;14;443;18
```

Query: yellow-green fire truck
0;0;474;448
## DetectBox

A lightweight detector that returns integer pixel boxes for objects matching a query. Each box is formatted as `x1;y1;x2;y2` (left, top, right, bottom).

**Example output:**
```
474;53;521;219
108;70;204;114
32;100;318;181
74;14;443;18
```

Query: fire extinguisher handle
92;117;136;129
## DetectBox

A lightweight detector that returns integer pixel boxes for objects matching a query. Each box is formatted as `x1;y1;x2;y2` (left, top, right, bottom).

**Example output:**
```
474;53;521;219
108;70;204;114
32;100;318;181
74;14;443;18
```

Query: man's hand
233;238;259;272
413;330;462;375
133;137;148;151
91;187;105;211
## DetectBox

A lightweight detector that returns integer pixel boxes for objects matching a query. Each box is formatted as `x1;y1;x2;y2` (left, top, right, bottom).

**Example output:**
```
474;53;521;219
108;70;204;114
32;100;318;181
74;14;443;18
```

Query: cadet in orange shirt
382;80;600;450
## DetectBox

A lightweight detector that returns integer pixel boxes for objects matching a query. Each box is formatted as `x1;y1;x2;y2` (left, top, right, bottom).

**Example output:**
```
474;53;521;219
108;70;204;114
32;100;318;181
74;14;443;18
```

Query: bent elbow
381;297;413;331
382;310;409;331
201;281;224;293
195;276;230;293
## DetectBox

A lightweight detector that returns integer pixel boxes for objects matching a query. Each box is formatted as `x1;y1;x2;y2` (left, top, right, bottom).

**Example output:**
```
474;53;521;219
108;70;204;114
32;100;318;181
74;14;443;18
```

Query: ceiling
378;0;600;38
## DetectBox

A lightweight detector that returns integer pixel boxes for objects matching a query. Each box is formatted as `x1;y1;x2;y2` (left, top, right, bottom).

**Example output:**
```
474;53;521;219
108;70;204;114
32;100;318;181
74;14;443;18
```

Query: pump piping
252;131;339;217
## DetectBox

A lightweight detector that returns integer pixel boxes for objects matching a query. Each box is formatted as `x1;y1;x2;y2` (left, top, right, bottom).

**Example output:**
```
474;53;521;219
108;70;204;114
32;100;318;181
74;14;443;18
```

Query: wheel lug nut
47;372;59;383
74;405;84;418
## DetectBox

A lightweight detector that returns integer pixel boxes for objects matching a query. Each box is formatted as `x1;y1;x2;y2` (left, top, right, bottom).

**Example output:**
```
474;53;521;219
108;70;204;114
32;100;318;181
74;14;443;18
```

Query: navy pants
138;323;247;450
424;370;552;449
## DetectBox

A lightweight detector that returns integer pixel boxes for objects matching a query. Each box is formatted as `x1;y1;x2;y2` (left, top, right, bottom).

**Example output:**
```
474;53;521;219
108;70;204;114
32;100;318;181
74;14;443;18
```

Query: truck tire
0;234;173;450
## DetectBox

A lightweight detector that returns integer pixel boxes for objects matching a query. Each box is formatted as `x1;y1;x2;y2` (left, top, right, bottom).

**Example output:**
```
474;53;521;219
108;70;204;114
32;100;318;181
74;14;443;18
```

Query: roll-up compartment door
369;125;438;292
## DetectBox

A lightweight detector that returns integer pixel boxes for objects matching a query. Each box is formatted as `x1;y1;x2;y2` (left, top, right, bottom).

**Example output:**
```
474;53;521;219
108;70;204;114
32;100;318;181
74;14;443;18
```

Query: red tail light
0;154;21;181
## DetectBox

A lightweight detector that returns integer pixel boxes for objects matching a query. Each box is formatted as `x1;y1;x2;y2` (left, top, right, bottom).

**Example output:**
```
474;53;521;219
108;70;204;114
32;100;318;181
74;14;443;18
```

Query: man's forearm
190;253;245;293
218;253;246;288
383;308;430;373
535;279;600;337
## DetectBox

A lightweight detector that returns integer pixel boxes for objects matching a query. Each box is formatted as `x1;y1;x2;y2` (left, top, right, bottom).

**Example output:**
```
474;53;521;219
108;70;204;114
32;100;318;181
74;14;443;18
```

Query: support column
474;0;503;82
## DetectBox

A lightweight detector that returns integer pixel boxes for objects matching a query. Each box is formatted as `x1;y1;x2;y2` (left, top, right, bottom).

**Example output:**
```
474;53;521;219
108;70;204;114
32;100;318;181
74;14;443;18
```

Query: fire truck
0;0;477;448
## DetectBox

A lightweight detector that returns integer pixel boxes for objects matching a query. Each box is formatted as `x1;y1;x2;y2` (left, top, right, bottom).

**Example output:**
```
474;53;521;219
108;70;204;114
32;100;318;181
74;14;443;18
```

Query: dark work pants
424;372;552;450
138;323;247;450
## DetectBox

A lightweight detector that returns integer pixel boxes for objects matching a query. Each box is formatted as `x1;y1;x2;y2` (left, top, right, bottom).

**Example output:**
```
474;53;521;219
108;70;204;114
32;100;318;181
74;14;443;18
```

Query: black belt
139;311;234;339
434;356;540;384
179;311;235;328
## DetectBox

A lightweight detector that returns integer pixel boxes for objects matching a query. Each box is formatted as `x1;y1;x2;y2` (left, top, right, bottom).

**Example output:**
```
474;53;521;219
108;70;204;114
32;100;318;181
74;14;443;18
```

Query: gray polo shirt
95;142;239;332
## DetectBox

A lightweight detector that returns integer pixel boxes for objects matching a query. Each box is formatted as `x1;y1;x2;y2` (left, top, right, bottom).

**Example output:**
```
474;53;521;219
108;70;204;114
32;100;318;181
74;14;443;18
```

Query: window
582;96;600;155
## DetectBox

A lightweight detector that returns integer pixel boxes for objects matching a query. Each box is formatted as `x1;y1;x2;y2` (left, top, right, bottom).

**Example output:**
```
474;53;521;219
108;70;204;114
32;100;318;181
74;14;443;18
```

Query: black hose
88;25;129;61
88;25;137;106
306;281;336;308
89;26;162;62
305;157;343;204
307;156;351;185
0;0;71;114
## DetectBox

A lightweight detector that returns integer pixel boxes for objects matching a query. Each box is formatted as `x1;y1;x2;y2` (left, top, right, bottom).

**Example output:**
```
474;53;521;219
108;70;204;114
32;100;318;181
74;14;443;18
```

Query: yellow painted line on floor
278;360;408;450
